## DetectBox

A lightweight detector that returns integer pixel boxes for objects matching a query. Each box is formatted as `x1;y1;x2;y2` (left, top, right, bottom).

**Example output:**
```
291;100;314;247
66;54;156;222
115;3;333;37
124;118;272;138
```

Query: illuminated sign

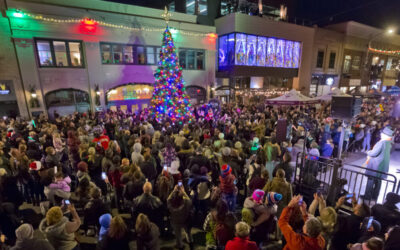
107;84;153;102
0;83;10;95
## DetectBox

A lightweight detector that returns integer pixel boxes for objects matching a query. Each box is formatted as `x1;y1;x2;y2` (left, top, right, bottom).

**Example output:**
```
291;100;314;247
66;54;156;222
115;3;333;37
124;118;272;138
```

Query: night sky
105;0;400;29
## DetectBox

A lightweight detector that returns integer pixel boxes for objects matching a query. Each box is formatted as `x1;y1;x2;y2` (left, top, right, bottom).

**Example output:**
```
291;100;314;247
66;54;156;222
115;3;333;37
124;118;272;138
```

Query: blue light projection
218;32;302;69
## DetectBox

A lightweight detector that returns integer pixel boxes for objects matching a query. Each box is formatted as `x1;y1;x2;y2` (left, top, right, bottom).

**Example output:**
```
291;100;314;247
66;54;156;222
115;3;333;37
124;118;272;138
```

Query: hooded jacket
136;222;160;250
39;217;77;250
99;214;112;241
131;143;144;166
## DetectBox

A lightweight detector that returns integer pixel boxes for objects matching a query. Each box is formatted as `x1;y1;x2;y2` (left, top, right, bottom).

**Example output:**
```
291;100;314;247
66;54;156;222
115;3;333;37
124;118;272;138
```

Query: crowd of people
0;95;399;250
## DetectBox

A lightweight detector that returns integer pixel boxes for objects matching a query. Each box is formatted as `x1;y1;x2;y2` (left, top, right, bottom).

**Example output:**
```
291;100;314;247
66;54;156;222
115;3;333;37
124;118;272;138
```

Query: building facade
0;0;216;118
214;12;315;103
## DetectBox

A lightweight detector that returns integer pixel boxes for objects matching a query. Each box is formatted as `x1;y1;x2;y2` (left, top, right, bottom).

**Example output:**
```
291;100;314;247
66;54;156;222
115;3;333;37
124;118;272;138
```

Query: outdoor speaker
276;119;287;143
331;96;362;120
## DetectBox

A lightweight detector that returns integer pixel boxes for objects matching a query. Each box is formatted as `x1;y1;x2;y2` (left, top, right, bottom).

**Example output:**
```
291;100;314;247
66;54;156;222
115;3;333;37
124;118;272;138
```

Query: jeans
221;192;236;212
363;134;371;151
364;177;381;200
171;223;192;248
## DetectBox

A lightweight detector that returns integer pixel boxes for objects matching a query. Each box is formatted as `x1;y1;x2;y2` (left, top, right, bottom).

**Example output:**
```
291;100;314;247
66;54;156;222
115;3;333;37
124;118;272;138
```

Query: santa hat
252;189;265;203
221;164;231;176
267;192;282;205
29;161;42;171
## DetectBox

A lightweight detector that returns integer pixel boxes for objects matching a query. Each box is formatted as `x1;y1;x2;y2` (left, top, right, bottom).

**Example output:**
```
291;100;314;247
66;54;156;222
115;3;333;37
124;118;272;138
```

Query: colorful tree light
149;26;194;123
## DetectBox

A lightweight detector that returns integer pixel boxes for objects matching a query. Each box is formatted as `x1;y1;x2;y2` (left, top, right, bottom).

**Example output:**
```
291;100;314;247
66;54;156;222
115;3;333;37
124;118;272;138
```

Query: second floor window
316;50;324;68
35;39;84;67
328;52;336;69
179;49;205;70
100;42;160;65
343;55;352;73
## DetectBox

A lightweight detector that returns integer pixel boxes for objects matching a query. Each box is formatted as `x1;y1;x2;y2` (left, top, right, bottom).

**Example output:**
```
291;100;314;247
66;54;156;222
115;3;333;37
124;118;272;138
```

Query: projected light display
218;33;302;69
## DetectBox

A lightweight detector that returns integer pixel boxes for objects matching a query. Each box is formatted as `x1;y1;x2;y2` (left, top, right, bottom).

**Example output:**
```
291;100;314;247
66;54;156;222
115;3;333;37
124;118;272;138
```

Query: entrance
45;88;90;118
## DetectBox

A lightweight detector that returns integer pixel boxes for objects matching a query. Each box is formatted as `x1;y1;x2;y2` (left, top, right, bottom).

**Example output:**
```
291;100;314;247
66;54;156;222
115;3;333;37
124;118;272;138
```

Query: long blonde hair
135;213;151;235
108;216;127;240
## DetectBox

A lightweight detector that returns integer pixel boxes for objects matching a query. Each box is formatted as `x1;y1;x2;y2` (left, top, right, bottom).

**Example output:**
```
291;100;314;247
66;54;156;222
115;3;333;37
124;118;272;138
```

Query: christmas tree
149;26;194;123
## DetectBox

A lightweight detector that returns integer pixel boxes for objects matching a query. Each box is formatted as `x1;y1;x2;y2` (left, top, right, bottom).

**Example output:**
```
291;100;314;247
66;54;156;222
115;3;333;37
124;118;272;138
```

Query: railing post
327;159;342;206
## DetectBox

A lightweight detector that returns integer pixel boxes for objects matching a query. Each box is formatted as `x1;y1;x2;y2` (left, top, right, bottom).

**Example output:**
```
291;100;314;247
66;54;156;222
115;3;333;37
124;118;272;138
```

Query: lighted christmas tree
149;26;194;123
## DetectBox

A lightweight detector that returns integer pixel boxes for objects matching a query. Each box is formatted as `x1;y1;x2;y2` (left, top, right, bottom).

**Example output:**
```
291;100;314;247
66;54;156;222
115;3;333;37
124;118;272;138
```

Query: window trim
34;38;85;68
178;47;205;71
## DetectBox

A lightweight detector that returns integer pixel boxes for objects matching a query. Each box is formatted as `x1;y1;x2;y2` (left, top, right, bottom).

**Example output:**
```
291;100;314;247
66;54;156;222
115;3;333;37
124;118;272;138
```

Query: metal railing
294;153;397;206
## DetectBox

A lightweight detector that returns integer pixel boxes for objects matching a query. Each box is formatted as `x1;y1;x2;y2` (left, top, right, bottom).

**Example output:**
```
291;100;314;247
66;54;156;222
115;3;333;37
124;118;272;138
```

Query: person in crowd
39;205;81;250
131;142;144;166
372;192;400;233
219;164;237;212
10;223;54;250
357;217;382;243
167;185;193;250
384;225;400;250
97;215;132;250
278;195;325;250
350;237;384;250
331;195;371;250
225;222;258;250
133;182;162;226
264;169;292;217
99;213;112;241
135;213;160;250
83;187;109;236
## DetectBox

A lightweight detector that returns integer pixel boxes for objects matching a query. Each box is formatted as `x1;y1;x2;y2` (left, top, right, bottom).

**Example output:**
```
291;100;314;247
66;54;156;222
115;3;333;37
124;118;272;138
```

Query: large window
351;55;361;70
316;50;324;68
179;48;205;70
35;39;84;67
100;42;160;65
343;55;352;73
328;52;336;69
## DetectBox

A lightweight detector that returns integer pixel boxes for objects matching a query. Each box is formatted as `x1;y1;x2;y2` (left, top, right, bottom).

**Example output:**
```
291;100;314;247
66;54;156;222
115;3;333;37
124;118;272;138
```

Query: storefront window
137;46;146;65
246;35;257;66
275;39;285;67
36;40;53;66
266;38;276;67
53;41;68;67
256;36;266;66
123;45;134;64
235;33;247;65
343;55;352;73
146;47;155;65
112;45;123;63
101;44;112;64
284;41;293;68
196;51;204;70
69;42;82;66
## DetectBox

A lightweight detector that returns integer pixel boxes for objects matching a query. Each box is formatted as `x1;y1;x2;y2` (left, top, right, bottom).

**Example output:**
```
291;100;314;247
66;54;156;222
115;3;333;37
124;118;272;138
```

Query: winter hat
234;141;242;150
267;192;282;205
77;161;88;172
221;147;231;157
29;161;42;171
363;217;381;233
99;213;112;241
46;206;63;226
360;124;366;129
169;160;180;174
382;126;394;137
252;189;265;203
214;140;221;149
219;133;224;139
221;164;232;176
15;223;34;241
253;137;259;144
200;166;208;175
133;142;142;153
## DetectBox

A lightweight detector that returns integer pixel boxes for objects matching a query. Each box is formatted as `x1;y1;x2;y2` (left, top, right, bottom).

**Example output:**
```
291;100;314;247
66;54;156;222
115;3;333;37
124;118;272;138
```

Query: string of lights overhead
11;10;217;38
369;47;400;55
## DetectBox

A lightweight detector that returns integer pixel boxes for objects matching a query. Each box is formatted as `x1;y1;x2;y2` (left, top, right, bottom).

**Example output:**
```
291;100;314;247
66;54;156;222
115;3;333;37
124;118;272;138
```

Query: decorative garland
12;10;216;38
368;47;400;55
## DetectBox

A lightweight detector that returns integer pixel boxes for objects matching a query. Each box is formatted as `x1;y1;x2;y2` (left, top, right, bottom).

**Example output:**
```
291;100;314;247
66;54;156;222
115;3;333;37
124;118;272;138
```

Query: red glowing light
79;18;98;34
82;18;97;26
208;33;217;38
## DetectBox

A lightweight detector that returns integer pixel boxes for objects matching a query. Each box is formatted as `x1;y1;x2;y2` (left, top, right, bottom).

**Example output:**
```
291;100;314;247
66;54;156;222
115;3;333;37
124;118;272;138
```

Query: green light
13;12;23;18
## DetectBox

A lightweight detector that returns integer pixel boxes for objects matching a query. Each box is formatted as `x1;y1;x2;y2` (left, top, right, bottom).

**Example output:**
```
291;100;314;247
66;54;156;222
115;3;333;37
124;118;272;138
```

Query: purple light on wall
284;41;293;68
266;38;276;67
275;39;285;67
256;36;266;66
293;42;301;68
235;33;247;65
246;35;257;66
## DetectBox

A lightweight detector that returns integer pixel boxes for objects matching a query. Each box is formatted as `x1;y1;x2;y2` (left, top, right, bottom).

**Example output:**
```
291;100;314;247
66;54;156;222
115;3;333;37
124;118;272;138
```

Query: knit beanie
15;223;34;241
46;206;63;226
219;133;224;139
267;192;282;205
234;141;242;150
252;189;265;203
221;164;231;176
221;147;231;157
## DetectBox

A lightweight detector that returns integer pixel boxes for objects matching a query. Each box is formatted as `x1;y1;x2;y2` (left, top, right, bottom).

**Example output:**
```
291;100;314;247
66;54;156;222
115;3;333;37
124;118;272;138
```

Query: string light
150;26;194;123
369;47;400;55
13;10;216;37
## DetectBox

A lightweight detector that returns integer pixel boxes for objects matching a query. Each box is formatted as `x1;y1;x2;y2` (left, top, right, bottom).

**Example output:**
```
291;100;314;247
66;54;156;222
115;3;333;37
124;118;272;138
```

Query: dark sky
105;0;400;29
294;0;400;29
